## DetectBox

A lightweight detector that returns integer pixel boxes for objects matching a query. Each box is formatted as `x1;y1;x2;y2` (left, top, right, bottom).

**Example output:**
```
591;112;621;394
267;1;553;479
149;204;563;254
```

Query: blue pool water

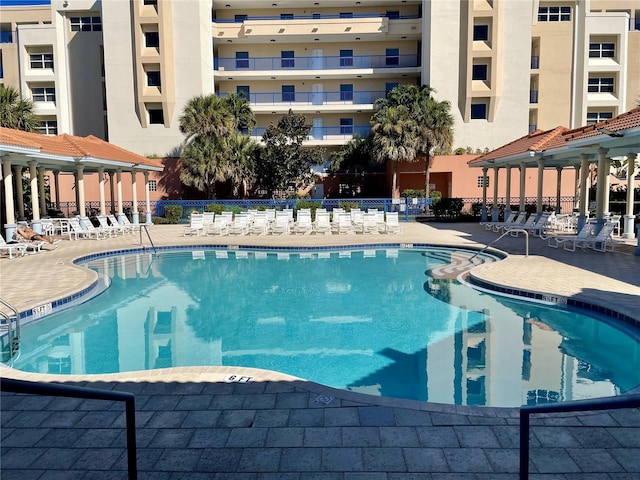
9;247;640;407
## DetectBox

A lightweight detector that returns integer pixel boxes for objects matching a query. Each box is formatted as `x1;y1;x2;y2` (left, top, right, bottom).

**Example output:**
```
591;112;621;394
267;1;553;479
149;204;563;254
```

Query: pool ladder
0;298;20;362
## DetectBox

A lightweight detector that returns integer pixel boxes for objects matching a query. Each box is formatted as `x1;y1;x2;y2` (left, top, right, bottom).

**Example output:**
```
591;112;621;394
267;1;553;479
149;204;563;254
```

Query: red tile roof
0;127;163;169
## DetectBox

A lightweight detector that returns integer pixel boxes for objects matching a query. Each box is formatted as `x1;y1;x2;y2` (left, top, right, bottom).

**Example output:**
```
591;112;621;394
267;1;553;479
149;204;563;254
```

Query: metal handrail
520;393;640;479
1;377;138;480
470;228;529;260
140;225;157;255
0;297;20;361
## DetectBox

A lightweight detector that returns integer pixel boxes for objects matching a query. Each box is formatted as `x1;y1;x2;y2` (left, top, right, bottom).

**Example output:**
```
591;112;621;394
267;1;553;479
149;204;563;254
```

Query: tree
179;136;229;199
226;133;258;198
375;85;454;197
255;110;324;197
370;105;420;198
220;93;256;133
327;134;374;174
178;94;234;140
0;85;38;132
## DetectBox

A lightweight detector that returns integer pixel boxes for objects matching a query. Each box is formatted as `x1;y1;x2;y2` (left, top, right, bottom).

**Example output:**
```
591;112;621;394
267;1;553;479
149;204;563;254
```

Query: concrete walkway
1;221;639;479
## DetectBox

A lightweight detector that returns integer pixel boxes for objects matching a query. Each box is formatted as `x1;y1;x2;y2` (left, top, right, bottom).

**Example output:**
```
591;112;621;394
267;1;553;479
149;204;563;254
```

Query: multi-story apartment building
0;0;638;158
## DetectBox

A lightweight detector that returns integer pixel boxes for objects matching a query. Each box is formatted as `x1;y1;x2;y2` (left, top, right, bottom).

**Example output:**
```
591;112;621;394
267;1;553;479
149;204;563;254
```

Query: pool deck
1;221;639;479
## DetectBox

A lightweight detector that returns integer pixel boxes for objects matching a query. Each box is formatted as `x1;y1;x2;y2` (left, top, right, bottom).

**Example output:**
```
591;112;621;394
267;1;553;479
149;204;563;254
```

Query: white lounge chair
293;212;313;235
107;214;134;234
97;215;125;236
228;214;250;235
206;215;230;236
547;221;595;250
362;213;379;234
0;235;28;259
385;212;403;234
68;217;106;240
184;213;205;236
336;213;356;234
249;214;269;235
313;212;332;235
572;221;617;252
202;212;215;229
270;213;291;235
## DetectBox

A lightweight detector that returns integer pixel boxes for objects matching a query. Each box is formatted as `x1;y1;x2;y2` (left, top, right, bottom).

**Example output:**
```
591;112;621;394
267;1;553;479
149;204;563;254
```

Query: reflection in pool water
8;248;640;407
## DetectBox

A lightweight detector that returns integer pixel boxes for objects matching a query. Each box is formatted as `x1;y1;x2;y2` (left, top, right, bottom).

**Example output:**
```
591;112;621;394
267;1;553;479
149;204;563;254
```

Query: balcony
214;13;421;23
250;125;371;143
218;90;386;110
529;90;538;104
215;54;420;72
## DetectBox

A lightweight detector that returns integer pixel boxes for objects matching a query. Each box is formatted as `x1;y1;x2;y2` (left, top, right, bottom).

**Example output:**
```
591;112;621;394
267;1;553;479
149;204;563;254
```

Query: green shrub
164;205;183;224
401;189;425;198
339;201;360;212
152;216;172;224
429;190;442;205
228;206;242;216
205;203;226;215
433;198;464;219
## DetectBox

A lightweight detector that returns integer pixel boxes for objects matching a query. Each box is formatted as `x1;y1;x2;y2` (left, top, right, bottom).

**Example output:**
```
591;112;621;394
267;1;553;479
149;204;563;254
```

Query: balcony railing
530;56;539;69
215;54;420;72
0;30;15;43
529;90;538;104
528;124;537;133
214;13;421;23
219;90;387;106
251;125;371;140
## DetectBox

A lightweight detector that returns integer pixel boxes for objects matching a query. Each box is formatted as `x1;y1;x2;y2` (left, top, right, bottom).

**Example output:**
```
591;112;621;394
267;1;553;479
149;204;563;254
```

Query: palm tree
179;136;230;199
226;133;258;198
0;85;38;132
370;105;420;198
178;94;234;140
221;93;256;133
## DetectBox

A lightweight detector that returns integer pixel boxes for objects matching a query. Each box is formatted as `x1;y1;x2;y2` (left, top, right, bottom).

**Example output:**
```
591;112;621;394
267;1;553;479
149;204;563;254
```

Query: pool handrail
1;377;138;480
520;393;640;479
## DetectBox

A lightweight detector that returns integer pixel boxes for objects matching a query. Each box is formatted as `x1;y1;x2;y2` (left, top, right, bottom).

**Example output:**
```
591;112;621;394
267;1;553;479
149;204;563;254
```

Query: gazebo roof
0;127;164;173
469;107;640;168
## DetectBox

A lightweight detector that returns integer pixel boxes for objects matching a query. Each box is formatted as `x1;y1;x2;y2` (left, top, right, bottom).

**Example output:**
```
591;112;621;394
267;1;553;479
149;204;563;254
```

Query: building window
339;49;353;67
586;111;613;124
70;16;102;32
148;179;157;192
148;107;164;124
30;53;53;69
588;77;614;93
312;12;321;20
143;0;157;5
472;64;488;80
385;48;399;66
470;102;488;119
473;24;489;41
32;86;55;102
235;51;249;68
538;6;571;22
236;85;250;98
146;71;161;87
144;31;160;48
386;82;399;95
339;12;353;18
589;42;615;58
282;85;295;102
36;120;57;135
340;118;353;135
477;175;489;188
386;11;400;19
280;13;294;20
281;50;294;68
234;14;247;22
340;84;353;101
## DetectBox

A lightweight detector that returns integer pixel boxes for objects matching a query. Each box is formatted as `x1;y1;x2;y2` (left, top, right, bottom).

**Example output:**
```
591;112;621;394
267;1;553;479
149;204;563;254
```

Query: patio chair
97;215;125;236
362;212;379;234
336;212;356;234
183;213;205;236
492;211;528;233
119;214;141;233
68;217;106;240
313;211;332;235
571;221;618;252
293;211;313;235
107;214;134;234
547;220;595;250
228;214;250;235
506;212;553;238
202;212;215;228
249;214;269;235
270;213;291;235
206;215;230;236
385;212;403;234
0;235;28;259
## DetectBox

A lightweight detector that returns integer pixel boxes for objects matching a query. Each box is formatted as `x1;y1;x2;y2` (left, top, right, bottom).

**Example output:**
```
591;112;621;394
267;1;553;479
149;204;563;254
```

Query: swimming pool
8;246;640;407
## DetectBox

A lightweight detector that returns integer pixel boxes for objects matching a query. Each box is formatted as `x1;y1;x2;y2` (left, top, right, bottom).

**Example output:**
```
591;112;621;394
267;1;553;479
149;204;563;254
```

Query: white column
38;167;47;216
578;154;589;232
555;166;562;214
144;171;152;225
29;161;41;228
3;159;17;240
13;166;24;220
98;168;106;216
481;167;488;222
622;153;637;239
536;157;544;216
491;167;500;222
77;165;86;217
519;163;526;212
573;165;580;212
131;170;139;224
116;169;125;223
595;147;609;221
505;166;512;220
